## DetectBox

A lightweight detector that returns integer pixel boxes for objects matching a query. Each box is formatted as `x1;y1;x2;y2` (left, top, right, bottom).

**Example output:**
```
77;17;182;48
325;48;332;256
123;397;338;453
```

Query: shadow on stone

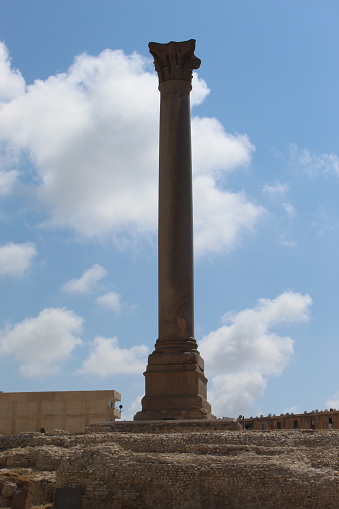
53;487;82;509
11;488;28;509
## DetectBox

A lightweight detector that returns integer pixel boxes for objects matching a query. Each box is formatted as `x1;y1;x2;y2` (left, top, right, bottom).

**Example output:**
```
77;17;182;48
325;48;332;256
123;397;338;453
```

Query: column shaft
158;80;194;345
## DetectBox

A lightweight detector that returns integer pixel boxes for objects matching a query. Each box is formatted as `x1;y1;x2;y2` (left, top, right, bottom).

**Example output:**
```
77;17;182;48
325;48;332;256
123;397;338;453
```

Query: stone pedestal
134;40;214;421
137;348;212;420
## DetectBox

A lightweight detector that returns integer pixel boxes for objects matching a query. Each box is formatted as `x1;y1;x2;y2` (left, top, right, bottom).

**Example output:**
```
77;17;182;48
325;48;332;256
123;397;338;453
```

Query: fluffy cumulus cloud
289;143;339;178
200;291;312;417
0;43;262;255
78;336;149;376
62;264;107;294
192;117;254;176
0;44;25;191
0;43;25;101
0;242;37;276
96;291;122;314
208;372;267;419
0;307;83;377
194;176;263;255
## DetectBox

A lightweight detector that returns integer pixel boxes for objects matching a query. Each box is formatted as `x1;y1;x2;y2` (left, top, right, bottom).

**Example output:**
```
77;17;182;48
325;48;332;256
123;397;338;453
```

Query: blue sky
0;0;338;420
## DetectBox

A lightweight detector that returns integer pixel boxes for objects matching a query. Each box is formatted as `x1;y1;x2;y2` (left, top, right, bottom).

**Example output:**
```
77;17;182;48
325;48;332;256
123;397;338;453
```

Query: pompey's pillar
134;40;214;420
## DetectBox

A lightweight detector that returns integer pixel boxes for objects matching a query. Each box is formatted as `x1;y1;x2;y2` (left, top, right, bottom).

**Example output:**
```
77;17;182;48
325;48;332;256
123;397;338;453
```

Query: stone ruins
1;428;339;508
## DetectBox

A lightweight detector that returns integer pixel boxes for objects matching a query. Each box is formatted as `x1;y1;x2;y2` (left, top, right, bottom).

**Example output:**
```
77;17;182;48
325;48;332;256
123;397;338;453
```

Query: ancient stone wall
1;430;339;508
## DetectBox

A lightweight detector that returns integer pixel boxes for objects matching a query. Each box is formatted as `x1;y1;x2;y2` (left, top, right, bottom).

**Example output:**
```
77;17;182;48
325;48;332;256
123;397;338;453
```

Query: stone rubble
0;429;338;508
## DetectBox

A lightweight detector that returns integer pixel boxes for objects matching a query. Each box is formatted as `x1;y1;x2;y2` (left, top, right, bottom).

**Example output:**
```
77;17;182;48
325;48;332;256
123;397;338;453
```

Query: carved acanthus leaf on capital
148;39;201;85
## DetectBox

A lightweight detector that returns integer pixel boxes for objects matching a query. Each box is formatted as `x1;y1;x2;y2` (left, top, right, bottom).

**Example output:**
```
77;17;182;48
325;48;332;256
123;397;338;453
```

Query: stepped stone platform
86;418;241;433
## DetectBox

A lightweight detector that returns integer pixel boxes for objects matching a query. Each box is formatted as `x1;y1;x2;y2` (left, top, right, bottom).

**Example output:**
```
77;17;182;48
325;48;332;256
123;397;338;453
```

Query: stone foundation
86;418;239;433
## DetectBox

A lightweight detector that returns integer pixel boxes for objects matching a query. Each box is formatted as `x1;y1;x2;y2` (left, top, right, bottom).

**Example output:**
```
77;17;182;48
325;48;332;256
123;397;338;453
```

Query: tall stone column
134;40;214;421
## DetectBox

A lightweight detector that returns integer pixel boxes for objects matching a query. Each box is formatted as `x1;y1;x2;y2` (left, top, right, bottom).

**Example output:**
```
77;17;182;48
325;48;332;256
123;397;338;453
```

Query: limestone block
1;481;17;497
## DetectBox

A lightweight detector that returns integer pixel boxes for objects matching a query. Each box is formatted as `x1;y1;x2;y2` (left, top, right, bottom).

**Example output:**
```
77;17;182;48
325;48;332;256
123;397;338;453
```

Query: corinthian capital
148;39;201;85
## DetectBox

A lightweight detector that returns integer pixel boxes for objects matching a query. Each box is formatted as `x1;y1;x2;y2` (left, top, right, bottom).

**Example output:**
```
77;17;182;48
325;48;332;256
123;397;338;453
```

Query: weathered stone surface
87;418;240;433
1;482;17;498
149;40;200;84
0;430;339;508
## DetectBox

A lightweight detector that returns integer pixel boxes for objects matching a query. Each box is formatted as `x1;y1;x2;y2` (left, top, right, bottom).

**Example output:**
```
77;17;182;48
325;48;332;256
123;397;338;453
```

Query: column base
134;405;215;421
134;345;215;421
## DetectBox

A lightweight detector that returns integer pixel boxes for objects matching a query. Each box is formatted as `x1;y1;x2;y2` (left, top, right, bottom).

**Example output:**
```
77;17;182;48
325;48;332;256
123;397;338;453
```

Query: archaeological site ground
1;426;339;508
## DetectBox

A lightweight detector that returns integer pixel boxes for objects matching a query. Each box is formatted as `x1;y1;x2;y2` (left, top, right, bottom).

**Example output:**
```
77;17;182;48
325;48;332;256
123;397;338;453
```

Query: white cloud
208;372;267;419
78;336;149;376
190;73;210;106
262;183;289;197
0;42;25;101
277;237;296;248
0;46;262;256
289;143;339;178
62;264;107;294
0;242;37;276
262;182;295;220
192;117;254;176
282;202;296;218
194;175;264;256
126;394;143;421
0;48;159;237
96;291;122;314
201;291;312;417
0;307;83;377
